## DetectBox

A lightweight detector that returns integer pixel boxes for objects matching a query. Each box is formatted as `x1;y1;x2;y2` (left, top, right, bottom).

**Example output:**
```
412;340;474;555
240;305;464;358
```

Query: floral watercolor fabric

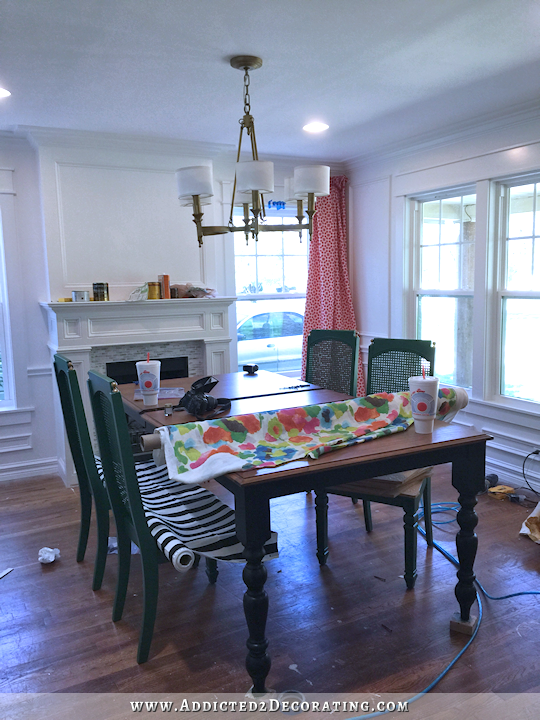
157;387;467;486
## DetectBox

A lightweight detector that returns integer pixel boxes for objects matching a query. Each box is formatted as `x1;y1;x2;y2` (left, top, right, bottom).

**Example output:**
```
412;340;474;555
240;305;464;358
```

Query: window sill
467;395;540;420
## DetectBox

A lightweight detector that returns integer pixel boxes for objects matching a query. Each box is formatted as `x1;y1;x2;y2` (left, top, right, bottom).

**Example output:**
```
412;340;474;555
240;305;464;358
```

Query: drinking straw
422;365;426;379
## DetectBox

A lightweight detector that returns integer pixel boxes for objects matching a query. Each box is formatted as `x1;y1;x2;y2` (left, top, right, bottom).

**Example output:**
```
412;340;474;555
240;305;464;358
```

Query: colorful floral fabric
157;387;467;486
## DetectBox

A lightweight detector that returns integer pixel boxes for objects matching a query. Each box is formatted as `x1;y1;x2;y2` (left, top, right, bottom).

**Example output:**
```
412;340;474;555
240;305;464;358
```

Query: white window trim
406;178;540;412
0;200;16;409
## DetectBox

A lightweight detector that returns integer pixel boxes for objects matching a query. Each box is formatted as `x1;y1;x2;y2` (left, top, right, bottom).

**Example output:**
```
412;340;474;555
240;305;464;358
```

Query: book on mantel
158;274;170;299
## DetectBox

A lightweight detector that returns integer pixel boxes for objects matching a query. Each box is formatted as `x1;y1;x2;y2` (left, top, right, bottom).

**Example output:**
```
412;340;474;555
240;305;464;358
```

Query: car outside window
234;208;308;375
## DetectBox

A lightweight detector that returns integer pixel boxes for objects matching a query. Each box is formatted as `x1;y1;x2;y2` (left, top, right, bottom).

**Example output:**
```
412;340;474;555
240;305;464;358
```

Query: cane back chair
314;338;436;589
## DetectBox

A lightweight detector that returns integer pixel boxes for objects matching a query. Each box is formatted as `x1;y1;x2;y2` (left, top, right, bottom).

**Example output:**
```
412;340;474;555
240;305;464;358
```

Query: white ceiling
1;0;540;162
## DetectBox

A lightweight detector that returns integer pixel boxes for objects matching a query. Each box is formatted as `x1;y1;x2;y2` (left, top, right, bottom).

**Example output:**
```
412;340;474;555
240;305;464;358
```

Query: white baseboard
0;457;60;482
485;455;540;493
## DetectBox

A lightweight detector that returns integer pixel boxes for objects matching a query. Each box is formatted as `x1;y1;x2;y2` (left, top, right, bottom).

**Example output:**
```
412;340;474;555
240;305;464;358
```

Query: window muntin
505;183;540;291
233;210;308;374
414;192;476;388
234;216;308;297
420;195;475;291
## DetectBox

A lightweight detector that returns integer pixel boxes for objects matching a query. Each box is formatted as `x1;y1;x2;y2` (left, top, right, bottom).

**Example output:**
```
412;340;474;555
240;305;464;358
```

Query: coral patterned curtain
301;175;366;396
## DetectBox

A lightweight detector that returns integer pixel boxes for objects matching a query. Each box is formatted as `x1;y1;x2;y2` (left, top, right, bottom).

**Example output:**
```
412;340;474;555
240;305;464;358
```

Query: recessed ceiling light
0;88;11;99
303;121;329;133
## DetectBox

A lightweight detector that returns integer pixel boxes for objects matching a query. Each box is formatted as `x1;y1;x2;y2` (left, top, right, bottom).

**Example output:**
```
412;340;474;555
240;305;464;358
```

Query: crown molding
8;126;235;158
344;98;540;170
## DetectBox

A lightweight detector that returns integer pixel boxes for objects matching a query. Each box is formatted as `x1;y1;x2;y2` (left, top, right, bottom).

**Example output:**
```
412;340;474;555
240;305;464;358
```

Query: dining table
118;370;492;694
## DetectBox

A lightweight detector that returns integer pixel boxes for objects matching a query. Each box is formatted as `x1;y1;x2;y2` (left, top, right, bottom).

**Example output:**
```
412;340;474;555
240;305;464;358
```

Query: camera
177;376;230;419
243;364;259;375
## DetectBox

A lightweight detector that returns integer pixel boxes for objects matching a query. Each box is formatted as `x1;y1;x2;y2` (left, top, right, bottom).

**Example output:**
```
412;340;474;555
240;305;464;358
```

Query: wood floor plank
1;467;539;694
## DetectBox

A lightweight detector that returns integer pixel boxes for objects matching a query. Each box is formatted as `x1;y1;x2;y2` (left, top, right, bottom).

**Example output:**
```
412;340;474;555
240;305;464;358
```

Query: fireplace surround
42;296;235;485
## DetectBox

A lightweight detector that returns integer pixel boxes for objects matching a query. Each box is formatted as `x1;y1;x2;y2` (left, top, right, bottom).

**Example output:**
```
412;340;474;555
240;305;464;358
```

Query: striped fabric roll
131;460;278;570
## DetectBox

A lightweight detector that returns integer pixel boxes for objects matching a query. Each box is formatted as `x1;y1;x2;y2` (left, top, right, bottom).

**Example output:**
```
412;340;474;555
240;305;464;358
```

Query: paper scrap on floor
520;502;540;544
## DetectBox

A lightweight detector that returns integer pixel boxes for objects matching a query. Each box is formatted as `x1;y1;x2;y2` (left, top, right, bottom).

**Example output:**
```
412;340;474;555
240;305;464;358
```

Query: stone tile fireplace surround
42;297;235;485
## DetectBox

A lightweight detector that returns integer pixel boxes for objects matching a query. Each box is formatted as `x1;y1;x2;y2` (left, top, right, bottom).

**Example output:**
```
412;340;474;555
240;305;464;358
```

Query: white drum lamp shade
233;190;253;207
284;177;296;202
236;160;274;193
293;165;330;197
176;166;214;206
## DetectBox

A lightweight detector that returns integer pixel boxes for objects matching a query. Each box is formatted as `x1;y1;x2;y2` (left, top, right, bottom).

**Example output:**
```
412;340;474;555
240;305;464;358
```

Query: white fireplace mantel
42;297;236;366
42;296;236;485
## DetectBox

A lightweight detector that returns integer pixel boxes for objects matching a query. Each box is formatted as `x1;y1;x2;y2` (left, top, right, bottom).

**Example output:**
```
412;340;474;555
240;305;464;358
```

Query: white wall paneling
346;114;540;489
32;130;235;302
0;137;58;482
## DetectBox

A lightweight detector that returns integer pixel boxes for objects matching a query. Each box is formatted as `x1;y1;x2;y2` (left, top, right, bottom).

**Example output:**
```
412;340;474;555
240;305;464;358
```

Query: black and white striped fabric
130;460;278;571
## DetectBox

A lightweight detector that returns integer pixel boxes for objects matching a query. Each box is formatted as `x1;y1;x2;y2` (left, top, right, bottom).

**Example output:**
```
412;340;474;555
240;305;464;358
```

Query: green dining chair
53;354;110;591
305;329;360;396
366;337;435;394
314;338;436;589
87;370;278;664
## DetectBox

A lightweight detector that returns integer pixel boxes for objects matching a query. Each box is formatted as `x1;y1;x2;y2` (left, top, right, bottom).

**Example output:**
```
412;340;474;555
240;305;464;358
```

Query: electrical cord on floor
342;501;540;720
522;450;540;497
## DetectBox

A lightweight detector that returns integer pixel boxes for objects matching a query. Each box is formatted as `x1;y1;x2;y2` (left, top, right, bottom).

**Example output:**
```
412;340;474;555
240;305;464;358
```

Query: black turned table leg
234;487;272;694
402;499;419;590
454;491;478;620
451;443;486;626
315;490;329;565
243;545;270;695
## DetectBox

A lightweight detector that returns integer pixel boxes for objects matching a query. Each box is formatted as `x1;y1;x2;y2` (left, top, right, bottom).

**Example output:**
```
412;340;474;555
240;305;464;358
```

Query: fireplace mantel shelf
41;296;236;351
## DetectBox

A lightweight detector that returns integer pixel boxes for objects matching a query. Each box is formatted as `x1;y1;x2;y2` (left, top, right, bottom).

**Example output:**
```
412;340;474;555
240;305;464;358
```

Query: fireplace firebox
106;356;189;385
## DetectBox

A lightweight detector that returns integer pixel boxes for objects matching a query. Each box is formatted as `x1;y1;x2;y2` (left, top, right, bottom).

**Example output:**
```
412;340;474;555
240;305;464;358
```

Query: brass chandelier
176;56;330;247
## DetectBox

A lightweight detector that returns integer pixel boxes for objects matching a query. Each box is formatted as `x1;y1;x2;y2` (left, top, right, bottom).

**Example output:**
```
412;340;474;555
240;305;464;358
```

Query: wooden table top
119;371;347;428
223;421;493;488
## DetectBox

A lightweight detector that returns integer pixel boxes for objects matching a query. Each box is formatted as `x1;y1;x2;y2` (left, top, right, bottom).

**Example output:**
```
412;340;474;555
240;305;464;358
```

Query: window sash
410;192;476;390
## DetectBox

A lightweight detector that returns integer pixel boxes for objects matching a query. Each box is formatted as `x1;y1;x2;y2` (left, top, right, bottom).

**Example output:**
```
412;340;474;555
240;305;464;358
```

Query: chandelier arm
247;122;267;221
305;193;316;240
257;223;310;233
191;196;229;247
229;123;247;226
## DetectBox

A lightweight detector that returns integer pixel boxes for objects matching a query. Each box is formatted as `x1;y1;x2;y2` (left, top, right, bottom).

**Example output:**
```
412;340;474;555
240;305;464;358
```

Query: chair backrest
305;329;360;396
87;370;154;553
366;338;435;395
53;354;106;502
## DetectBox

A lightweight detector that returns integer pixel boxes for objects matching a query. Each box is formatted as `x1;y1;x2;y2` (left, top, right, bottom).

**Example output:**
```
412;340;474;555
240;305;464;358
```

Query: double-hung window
233;208;308;375
498;180;540;403
411;190;476;388
410;177;540;408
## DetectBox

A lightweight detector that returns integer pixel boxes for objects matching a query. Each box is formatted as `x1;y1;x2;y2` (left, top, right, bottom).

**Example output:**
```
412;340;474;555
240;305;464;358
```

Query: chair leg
137;550;160;664
205;557;219;584
315;490;329;565
192;553;201;568
112;531;131;622
362;499;373;533
403;501;419;590
76;489;92;563
423;479;434;547
92;504;110;591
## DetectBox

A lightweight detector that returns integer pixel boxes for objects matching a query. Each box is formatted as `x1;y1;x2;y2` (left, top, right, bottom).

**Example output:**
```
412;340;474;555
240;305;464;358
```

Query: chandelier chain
243;68;251;115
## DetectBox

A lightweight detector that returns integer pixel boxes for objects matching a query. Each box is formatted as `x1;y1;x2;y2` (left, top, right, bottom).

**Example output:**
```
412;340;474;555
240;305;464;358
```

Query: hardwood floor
1;466;540;696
